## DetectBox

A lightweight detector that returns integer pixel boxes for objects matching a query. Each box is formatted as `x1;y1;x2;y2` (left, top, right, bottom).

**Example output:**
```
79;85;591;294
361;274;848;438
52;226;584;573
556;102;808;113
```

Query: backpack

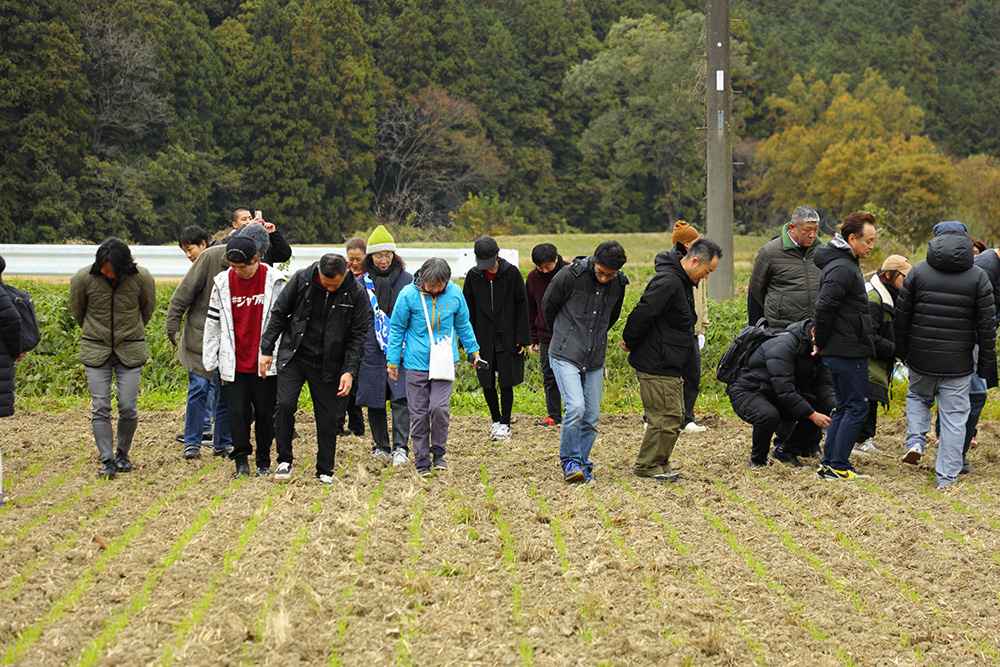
2;283;41;353
715;320;783;386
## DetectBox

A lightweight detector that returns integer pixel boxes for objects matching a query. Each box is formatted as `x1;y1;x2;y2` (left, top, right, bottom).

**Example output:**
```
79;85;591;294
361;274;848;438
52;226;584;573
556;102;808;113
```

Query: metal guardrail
0;244;518;279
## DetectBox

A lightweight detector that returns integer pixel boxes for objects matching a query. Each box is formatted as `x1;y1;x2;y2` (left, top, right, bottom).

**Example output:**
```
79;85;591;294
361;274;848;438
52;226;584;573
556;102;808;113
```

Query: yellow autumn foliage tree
752;69;952;241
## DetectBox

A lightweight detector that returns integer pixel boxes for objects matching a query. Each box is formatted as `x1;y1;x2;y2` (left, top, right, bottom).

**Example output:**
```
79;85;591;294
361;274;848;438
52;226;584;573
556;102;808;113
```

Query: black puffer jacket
974;248;1000;327
728;320;834;421
895;232;997;384
813;234;875;358
0;257;23;418
542;255;628;372
622;249;694;377
260;264;370;383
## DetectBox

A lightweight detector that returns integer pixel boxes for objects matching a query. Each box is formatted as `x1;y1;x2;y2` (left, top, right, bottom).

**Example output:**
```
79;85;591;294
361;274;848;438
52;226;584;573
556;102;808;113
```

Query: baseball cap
474;236;500;271
880;254;912;276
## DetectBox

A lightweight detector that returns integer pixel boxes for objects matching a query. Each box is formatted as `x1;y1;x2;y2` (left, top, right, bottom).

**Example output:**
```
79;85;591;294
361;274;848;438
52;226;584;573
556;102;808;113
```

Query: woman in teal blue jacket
387;258;481;476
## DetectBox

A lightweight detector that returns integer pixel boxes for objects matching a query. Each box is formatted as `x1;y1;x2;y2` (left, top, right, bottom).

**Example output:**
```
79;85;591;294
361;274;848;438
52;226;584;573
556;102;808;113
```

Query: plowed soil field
1;408;999;666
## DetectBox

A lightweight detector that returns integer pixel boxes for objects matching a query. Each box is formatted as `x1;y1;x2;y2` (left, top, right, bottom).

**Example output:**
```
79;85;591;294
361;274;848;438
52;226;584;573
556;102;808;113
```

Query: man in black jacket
229;207;293;267
895;221;996;488
728;320;834;468
543;241;628;483
813;212;876;481
622;239;721;483
259;254;370;484
463;236;530;441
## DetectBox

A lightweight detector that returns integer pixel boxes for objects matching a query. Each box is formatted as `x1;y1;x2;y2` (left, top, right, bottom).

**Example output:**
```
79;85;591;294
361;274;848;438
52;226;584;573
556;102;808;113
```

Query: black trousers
335;390;365;435
682;344;700;425
539;342;562;422
275;354;340;477
730;389;828;465
229;371;277;469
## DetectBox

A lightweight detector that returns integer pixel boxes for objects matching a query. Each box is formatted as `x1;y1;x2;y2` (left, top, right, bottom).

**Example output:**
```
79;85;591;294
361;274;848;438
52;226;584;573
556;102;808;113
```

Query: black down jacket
622;249;695;378
895;232;997;384
0;257;23;418
974;248;1000;327
727;319;834;422
813;234;875;358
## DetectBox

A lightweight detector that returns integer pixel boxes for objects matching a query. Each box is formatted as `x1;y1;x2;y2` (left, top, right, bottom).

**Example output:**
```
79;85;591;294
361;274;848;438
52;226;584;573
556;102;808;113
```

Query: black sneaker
235;460;251;478
176;431;212;443
816;465;839;481
115;456;133;473
99;462;117;479
748;460;767;469
256;467;271;477
771;449;804;467
183;447;201;460
652;471;680;483
432;454;448;470
212;446;232;458
416;466;432;477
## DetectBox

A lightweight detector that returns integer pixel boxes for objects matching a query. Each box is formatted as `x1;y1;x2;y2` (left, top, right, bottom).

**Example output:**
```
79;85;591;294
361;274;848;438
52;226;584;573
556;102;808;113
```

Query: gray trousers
85;360;142;464
404;368;453;469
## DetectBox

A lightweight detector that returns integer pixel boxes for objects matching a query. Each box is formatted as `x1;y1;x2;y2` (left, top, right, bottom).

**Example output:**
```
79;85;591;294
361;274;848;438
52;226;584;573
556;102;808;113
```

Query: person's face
182;241;208;263
593;264;618;283
371;251;394;271
892;273;905;291
319;271;346;292
229;258;259;279
100;262;116;280
422;281;446;296
789;220;820;247
848;223;876;258
231;209;253;229
535;260;557;274
346;249;365;274
684;255;720;284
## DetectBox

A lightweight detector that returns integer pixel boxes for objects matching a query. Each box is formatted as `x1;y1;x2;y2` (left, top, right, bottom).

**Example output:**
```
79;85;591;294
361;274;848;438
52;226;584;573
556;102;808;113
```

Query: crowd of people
0;207;992;503
740;207;996;489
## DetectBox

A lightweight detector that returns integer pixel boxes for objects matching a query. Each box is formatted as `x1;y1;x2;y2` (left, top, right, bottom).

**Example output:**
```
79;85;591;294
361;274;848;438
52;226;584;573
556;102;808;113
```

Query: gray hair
790;206;820;226
419;257;451;285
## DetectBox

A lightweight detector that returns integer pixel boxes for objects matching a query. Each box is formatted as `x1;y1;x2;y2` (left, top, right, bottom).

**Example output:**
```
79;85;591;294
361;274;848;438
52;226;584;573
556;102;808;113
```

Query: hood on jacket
654;249;691;284
785;318;814;354
813;233;855;270
470;256;513;278
926;232;974;274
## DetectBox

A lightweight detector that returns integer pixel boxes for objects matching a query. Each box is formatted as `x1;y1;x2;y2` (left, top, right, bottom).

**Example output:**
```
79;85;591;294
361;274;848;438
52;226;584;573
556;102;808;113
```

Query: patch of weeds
432;561;464;577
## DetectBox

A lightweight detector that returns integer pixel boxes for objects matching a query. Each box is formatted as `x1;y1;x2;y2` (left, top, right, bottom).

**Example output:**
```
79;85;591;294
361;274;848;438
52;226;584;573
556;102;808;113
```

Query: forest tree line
2;0;999;246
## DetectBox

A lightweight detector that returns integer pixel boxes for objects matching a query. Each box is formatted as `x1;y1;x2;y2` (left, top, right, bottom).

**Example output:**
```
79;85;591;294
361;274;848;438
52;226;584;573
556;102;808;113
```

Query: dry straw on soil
1;408;999;666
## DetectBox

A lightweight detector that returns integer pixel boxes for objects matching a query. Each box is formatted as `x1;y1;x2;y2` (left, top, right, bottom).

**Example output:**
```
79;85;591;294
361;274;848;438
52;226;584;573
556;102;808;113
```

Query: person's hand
811;345;820;356
809;412;831;429
516;343;526;356
387;365;398;382
620;340;630;352
337;372;353;397
261;220;276;233
530;343;538;355
168;330;181;347
259;355;274;378
470;353;483;368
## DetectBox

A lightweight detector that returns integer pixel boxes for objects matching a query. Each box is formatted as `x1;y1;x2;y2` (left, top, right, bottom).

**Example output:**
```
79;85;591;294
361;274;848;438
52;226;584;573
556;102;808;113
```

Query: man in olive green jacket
70;238;156;478
166;243;232;458
749;206;824;331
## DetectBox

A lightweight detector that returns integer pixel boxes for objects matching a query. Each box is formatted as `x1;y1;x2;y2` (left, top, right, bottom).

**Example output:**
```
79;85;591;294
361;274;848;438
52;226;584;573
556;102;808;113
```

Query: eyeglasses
594;268;617;279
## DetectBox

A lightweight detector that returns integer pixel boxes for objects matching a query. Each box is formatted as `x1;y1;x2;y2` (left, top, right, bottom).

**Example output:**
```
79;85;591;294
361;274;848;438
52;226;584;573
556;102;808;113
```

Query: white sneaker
317;474;333;485
682;422;707;433
851;438;879;456
275;462;292;480
494;423;511;440
489;422;501;440
391;448;409;467
370;448;391;460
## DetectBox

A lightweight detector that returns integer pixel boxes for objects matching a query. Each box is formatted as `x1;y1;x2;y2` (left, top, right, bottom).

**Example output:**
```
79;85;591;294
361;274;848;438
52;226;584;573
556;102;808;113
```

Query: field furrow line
0;454;89;548
0;460;223;666
750;474;1000;663
388;489;427;667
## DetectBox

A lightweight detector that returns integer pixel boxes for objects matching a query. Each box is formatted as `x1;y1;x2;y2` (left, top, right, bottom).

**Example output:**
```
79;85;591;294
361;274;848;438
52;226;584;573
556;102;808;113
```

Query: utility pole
706;0;734;300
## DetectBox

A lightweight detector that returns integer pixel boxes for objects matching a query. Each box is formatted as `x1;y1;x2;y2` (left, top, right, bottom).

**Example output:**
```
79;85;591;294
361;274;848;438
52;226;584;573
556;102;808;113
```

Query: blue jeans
821;356;869;470
905;370;971;487
184;372;231;449
550;356;603;472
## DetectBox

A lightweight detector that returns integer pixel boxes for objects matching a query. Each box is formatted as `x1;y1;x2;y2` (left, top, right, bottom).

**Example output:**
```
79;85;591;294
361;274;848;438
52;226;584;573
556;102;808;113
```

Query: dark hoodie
463;256;531;387
526;255;568;345
813;233;875;358
0;256;22;417
895;232;997;383
260;262;370;383
622;249;694;377
729;319;834;421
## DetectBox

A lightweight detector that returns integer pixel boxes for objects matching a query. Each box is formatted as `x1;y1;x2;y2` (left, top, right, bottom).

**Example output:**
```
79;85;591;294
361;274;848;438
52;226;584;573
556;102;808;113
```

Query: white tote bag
421;292;455;381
